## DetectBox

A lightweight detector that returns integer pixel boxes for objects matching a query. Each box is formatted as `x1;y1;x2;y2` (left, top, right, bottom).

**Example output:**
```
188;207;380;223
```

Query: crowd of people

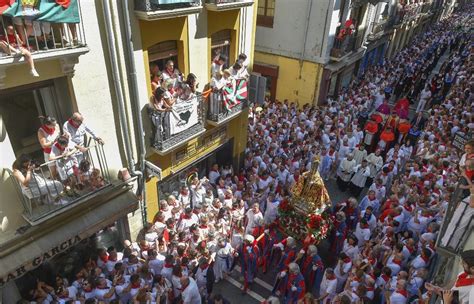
17;6;474;304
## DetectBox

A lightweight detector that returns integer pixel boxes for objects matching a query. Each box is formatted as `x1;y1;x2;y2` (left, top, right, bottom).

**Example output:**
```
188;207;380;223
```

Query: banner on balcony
169;95;199;136
222;79;248;110
1;0;80;24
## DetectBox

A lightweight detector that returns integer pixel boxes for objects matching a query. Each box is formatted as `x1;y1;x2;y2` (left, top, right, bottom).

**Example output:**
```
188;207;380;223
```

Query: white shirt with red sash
452;272;474;304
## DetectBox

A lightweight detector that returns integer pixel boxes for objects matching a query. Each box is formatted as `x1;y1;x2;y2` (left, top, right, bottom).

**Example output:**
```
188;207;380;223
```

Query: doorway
253;62;278;101
0;80;64;161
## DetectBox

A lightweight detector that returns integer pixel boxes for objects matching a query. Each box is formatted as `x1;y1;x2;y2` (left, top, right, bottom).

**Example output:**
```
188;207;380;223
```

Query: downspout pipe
102;0;144;214
120;0;148;225
299;0;313;78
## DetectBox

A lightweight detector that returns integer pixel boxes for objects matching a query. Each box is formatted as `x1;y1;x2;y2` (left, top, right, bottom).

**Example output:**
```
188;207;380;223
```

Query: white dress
20;171;63;202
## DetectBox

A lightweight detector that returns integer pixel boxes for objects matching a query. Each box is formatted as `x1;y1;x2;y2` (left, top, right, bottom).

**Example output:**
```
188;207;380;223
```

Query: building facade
253;0;451;106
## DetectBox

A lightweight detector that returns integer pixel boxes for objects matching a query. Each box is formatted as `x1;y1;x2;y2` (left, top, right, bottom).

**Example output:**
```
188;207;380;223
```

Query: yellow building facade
134;1;257;223
254;51;324;106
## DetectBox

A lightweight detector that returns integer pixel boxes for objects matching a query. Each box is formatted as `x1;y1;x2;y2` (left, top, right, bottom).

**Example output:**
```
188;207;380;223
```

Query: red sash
455;272;474;287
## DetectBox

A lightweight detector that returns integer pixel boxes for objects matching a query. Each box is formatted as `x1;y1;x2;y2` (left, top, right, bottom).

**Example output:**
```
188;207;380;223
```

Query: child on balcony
0;25;39;77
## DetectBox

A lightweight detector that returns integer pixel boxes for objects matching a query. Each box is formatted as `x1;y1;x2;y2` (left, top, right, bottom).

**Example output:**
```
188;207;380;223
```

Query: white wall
71;0;124;174
255;0;336;64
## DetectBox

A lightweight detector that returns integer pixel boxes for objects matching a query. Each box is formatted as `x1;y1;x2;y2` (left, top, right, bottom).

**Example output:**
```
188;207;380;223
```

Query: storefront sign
0;235;81;286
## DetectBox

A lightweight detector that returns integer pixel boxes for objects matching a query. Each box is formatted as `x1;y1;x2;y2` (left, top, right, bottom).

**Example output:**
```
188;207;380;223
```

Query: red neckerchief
421;255;430;263
131;282;141;289
396;289;408;298
199;225;207;229
455;272;474;287
182;214;191;220
327;274;337;280
392;258;402;266
54;142;66;152
41;124;55;135
109;256;117;262
83;287;92;292
164;263;173;268
366;286;375;291
200;263;209;270
361;223;369;229
368;257;376;265
68;118;80;129
381;274;390;282
343;257;351;264
96;286;109;290
166;67;174;76
99;255;108;263
406;245;415;254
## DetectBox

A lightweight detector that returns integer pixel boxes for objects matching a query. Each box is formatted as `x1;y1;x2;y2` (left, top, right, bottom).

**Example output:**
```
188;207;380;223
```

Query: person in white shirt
354;218;371;248
245;203;264;234
334;253;352;292
181;277;202;304
416;84;432;113
317;268;338;303
63;112;103;150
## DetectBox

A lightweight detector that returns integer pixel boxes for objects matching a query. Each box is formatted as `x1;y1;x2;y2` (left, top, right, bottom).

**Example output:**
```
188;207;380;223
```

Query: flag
222;79;248;110
2;0;79;23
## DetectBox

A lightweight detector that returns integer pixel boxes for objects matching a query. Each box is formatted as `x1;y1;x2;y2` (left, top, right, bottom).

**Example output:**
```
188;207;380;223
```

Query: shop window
211;30;232;69
257;0;275;28
0;80;65;161
148;40;179;74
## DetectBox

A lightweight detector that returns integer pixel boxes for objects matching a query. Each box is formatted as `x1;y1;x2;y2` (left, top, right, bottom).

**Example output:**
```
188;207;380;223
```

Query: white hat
244;234;255;243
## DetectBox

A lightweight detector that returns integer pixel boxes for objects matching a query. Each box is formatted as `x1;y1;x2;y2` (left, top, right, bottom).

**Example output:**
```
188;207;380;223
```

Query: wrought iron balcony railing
436;195;473;254
330;35;356;61
207;83;248;125
0;2;87;66
8;143;111;225
150;93;206;154
135;0;202;20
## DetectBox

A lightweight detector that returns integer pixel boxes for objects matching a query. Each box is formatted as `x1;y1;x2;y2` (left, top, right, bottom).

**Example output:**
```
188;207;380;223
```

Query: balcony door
0;80;67;161
211;29;232;70
148;40;179;74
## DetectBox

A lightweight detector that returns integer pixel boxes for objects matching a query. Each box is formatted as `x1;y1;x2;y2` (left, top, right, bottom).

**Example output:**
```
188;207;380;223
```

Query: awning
0;190;138;287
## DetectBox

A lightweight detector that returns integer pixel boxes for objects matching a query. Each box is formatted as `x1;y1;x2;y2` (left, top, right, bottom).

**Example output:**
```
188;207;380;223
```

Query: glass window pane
267;0;275;9
257;7;265;15
267;8;274;17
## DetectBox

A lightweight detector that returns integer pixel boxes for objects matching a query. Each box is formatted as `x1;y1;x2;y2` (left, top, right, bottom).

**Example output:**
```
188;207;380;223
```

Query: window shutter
148;41;178;62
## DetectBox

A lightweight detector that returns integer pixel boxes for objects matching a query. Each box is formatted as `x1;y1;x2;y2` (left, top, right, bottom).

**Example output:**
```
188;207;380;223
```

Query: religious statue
290;155;330;214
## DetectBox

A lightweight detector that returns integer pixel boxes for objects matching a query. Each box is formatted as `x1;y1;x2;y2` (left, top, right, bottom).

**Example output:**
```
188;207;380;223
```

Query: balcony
366;20;387;42
436;195;473;254
330;35;356;62
205;0;254;11
0;3;88;78
134;0;203;21
7;143;115;225
207;83;248;126
151;93;206;155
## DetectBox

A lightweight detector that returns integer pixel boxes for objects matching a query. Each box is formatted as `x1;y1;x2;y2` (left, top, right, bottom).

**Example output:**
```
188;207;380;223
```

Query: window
257;0;275;28
211;30;231;70
148;40;179;72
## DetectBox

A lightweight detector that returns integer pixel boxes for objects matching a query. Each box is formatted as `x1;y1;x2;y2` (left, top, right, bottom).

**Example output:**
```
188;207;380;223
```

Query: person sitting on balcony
37;115;60;164
12;154;63;203
0;25;39;77
222;69;236;92
162;60;181;84
211;54;227;78
63;112;104;152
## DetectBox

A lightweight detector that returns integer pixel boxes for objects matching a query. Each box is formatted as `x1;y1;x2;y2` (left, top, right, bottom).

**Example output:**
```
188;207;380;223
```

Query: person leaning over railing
148;87;173;143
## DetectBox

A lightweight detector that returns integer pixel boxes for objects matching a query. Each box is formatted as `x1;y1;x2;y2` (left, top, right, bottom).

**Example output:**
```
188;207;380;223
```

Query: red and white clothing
389;289;408;304
319;274;337;303
452;272;474;304
245;209;263;234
